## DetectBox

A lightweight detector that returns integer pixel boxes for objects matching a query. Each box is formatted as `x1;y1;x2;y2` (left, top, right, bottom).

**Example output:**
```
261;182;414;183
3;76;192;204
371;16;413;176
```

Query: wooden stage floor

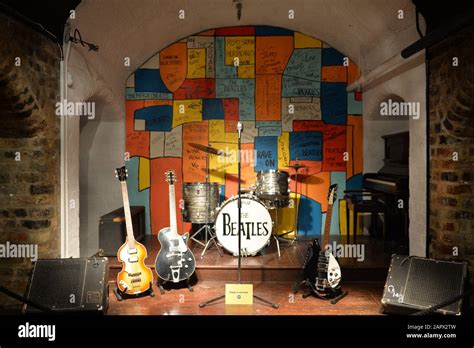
107;280;384;315
105;234;391;315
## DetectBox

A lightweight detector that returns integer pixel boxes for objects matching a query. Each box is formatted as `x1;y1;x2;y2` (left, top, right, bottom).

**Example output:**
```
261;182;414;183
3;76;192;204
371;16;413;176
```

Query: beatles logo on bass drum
221;212;270;239
215;195;273;256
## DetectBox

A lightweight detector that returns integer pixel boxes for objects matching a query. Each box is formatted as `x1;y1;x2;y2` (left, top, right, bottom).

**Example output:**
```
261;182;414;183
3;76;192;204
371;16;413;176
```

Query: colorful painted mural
125;26;363;237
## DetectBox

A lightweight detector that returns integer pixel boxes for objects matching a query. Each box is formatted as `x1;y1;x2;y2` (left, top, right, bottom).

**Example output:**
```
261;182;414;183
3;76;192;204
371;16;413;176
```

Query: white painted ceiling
70;0;422;106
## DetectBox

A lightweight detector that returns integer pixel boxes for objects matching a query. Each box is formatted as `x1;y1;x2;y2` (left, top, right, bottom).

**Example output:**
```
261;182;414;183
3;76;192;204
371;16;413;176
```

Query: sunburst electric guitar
115;166;154;296
155;170;196;291
294;184;348;303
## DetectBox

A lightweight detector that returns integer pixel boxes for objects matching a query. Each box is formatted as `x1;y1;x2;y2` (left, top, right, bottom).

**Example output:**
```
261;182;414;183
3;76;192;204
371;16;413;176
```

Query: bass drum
215;195;272;256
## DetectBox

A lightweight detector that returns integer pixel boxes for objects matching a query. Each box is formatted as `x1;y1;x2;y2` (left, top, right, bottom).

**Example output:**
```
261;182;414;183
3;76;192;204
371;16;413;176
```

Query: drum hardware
200;122;279;309
187;143;225;258
255;170;290;209
277;161;307;240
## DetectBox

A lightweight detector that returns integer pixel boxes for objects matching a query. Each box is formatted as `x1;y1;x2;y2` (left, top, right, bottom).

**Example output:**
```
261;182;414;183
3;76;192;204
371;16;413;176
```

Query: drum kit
182;142;307;258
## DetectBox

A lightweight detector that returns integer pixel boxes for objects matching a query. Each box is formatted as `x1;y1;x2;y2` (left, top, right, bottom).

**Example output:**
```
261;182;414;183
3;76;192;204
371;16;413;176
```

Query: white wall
79;107;125;257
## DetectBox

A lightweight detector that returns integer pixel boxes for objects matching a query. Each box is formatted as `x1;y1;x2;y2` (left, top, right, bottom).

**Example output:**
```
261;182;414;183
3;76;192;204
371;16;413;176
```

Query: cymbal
288;163;308;169
188;143;228;156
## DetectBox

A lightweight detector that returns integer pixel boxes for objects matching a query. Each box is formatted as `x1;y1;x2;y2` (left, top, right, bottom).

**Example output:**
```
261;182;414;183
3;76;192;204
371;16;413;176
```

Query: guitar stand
294;279;348;305
113;282;155;301
158;276;194;295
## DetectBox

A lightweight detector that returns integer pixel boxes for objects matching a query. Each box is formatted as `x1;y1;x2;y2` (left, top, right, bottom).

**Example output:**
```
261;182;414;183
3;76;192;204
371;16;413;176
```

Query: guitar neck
322;204;334;249
120;181;136;248
168;183;178;236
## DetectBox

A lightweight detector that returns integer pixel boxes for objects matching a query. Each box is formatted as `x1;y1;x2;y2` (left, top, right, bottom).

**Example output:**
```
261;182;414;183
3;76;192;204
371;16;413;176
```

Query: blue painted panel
134;105;173;131
282;76;320;97
298;196;322;237
322;48;345;66
289;131;323;161
215;79;255;120
202;99;225;120
255;26;294;36
321;82;347;124
256;121;281;128
284;49;321;81
135;69;170;93
347;92;363;115
346;174;363;190
125;157;151;234
255;136;278;171
215;37;237;79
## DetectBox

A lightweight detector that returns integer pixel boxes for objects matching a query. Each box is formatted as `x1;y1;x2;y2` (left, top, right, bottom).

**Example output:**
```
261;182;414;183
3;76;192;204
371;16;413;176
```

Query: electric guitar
115;166;154;295
155;170;196;283
314;184;342;293
295;184;343;298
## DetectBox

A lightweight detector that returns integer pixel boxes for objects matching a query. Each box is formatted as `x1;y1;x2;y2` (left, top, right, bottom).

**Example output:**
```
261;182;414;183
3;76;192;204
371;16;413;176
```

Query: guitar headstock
327;184;338;205
165;170;177;185
115;166;128;182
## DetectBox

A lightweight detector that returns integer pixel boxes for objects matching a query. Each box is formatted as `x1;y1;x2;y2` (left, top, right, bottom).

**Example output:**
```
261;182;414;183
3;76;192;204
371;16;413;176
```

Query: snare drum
182;182;220;224
255;170;290;208
215;195;272;256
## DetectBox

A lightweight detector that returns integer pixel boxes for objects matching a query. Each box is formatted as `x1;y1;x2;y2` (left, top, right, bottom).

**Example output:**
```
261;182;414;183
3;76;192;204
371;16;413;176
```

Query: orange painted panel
256;36;293;74
126;100;149;157
182;122;208;182
347;59;360;85
159;42;187;92
150;157;191;234
322;66;347;83
299;171;330;213
224;174;238;199
241;143;256;187
348;116;363;176
256;74;281;121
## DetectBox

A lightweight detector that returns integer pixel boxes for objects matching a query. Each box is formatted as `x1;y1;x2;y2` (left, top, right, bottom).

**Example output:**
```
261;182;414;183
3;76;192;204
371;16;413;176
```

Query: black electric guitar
155;170;196;288
294;184;347;303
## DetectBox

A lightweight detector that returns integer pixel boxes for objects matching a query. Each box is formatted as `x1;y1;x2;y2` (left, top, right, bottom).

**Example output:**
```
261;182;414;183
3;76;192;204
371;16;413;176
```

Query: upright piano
346;132;409;243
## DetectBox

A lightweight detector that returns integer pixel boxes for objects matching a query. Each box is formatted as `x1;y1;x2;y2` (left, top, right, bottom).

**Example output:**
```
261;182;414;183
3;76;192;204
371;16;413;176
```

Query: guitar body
117;239;154;295
294;184;347;302
155;228;196;283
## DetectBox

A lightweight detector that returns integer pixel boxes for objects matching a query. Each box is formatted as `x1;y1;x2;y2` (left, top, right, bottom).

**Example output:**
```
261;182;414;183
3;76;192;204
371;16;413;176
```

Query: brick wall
429;23;474;278
0;12;60;312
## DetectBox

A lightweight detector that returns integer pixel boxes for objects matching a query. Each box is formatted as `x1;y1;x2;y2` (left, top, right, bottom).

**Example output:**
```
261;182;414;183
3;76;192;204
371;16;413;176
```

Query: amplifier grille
28;259;86;310
404;258;464;313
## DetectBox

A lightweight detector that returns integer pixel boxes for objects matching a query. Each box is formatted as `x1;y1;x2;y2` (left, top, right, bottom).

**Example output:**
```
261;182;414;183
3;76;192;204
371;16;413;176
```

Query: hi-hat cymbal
188;143;228;156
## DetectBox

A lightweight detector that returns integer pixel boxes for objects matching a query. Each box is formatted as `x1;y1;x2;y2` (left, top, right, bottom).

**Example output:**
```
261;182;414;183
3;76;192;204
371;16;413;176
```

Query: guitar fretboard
120;181;136;249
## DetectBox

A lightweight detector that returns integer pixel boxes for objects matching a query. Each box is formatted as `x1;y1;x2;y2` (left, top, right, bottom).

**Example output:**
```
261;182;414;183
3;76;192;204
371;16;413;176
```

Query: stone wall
429;24;474;277
0;12;60;311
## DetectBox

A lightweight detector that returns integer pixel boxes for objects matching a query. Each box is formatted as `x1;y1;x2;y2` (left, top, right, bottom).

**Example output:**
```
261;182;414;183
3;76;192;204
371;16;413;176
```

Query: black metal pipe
402;7;474;58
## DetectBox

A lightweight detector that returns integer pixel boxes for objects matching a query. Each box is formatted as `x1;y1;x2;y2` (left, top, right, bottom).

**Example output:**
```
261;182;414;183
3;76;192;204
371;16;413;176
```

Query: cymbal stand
199;122;279;309
276;159;302;242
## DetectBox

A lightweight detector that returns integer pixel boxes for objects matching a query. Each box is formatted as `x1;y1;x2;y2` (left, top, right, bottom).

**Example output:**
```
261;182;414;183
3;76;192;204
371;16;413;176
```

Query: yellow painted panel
273;192;300;238
209;120;238;143
340;200;365;236
278;132;290;170
238;65;255;78
294;32;322;48
187;48;206;78
225;36;255;65
138;157;150;191
172;99;202;128
209;142;238;179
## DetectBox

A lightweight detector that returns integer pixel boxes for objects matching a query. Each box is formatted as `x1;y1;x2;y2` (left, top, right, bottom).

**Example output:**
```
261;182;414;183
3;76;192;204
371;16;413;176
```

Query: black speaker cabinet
382;254;468;315
99;206;145;256
25;258;109;314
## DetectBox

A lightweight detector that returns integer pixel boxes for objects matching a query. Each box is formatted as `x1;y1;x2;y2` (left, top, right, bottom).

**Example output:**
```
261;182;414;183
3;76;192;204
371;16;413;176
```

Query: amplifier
25;257;109;314
382;254;468;315
99;206;145;256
